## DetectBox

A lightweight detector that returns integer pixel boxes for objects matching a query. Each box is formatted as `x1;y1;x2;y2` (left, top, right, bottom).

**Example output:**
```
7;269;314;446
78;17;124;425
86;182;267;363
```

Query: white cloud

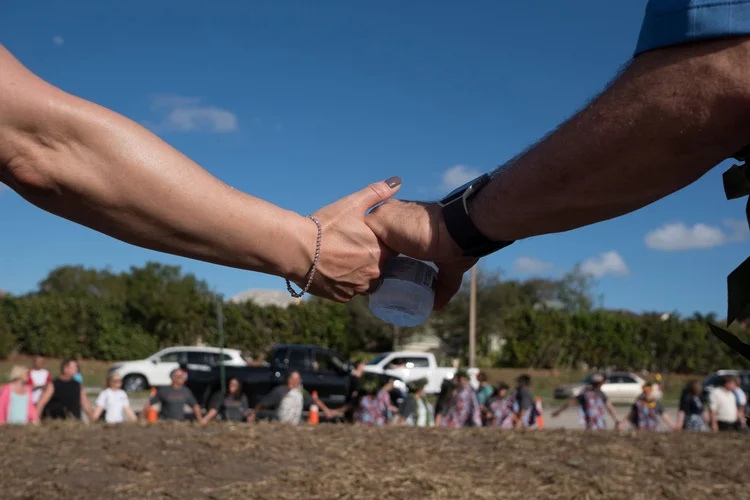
644;219;748;251
147;94;238;133
440;165;481;193
52;36;64;46
580;251;630;278
513;256;553;275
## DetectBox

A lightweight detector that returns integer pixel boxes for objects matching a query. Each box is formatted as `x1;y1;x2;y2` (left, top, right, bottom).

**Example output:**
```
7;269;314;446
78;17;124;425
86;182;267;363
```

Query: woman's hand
287;177;402;302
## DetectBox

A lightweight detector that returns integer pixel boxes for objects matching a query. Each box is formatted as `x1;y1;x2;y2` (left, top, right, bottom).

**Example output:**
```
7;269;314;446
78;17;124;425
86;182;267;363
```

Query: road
89;390;680;430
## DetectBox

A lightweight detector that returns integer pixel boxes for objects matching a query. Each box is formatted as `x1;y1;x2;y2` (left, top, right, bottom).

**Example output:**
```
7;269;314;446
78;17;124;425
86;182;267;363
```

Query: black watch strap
442;196;514;258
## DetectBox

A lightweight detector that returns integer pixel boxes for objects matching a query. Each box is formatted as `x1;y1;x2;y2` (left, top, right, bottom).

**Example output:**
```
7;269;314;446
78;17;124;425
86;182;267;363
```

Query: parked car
701;370;750;400
108;346;247;392
363;351;479;395
184;344;406;415
553;372;661;403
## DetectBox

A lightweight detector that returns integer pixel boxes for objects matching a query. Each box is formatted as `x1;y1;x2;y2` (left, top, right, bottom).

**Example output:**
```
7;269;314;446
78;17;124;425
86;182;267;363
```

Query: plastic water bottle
368;256;437;327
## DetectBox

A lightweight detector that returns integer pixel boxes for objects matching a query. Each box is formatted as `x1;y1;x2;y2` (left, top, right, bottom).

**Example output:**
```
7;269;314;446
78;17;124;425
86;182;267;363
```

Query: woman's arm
0;45;399;302
676;411;685;430
201;408;219;425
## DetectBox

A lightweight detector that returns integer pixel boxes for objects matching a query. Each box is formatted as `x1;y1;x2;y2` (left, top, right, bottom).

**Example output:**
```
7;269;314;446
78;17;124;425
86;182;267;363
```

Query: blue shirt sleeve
636;0;750;56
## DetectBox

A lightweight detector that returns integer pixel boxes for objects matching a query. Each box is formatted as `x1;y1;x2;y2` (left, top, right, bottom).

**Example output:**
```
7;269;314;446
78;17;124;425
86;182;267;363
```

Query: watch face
439;174;485;205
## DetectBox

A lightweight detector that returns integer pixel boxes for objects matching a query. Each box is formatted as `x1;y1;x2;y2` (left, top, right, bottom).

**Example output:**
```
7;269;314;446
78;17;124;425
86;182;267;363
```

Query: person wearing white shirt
28;356;51;405
92;373;137;424
710;376;741;432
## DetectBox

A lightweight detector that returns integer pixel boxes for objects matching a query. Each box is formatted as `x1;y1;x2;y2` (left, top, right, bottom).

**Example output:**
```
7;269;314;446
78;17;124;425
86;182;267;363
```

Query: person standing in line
248;371;334;425
441;369;482;429
342;361;367;424
627;383;675;432
510;375;537;429
27;355;51;406
730;376;748;430
36;359;94;421
142;368;202;423
676;381;709;432
399;378;434;427
710;375;742;432
487;383;514;428
552;374;621;430
475;372;494;413
376;376;400;424
434;377;457;428
201;378;251;424
0;366;39;425
354;376;388;426
92;373;137;424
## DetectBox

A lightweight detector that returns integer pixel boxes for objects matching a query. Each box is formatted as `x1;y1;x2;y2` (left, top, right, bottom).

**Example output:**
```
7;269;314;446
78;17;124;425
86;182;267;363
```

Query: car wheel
123;374;148;392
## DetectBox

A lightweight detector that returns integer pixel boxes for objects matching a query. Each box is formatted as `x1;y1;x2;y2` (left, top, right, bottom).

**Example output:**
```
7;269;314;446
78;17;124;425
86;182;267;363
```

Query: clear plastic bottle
368;256;437;327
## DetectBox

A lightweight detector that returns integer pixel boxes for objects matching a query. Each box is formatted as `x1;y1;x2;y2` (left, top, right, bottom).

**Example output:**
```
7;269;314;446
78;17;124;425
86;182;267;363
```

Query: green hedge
0;263;746;374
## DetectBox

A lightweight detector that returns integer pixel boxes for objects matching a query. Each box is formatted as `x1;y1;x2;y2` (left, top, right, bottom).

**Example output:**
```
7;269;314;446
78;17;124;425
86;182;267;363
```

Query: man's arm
0;45;399;303
184;391;202;422
551;398;576;417
604;401;621;429
367;38;750;308
191;404;203;422
141;391;160;419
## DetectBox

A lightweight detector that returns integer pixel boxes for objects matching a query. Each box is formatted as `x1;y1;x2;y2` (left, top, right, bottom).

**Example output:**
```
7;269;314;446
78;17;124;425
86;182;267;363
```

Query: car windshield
367;353;390;366
581;375;593;384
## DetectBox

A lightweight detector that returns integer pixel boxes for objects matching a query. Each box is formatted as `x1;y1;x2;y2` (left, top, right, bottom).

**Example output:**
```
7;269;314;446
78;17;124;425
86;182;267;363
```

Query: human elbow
2;129;68;200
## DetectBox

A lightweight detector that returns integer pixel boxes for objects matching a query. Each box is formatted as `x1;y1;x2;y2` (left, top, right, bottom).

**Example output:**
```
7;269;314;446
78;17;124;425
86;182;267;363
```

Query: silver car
553;372;661;404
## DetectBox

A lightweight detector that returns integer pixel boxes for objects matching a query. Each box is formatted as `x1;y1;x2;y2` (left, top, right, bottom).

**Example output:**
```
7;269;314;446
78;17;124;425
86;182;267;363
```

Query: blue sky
0;0;747;317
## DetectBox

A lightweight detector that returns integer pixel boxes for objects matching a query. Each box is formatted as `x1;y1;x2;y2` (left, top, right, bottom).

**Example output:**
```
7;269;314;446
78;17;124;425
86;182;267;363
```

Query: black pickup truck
185;344;402;411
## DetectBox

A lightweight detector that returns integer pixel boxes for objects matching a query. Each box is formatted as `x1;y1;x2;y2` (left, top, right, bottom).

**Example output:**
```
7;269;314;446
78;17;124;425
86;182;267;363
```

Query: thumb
350;176;402;211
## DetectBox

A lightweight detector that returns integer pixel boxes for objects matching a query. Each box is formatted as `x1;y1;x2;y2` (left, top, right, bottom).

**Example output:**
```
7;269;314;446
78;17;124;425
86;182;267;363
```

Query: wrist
429;203;466;260
276;211;318;284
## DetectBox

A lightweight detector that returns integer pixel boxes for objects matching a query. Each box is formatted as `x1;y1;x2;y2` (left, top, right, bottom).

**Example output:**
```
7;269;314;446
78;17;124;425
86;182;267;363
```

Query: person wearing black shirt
36;359;94;421
201;378;250;424
677;381;708;431
342;361;366;423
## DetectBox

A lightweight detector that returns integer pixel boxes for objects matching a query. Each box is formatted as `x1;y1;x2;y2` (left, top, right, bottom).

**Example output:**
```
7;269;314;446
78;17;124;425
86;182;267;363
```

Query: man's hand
291;177;403;302
365;200;477;310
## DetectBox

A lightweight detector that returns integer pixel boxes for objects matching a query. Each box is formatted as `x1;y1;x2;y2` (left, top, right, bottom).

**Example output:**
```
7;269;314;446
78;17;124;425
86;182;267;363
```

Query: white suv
108;346;247;392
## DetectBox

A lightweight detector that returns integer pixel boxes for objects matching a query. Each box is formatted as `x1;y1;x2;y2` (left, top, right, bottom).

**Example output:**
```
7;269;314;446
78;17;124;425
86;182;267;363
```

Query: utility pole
469;266;477;367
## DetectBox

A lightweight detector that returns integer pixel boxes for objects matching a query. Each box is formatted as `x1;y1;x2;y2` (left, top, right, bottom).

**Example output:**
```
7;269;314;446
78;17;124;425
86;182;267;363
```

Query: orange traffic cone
308;390;319;425
535;397;544;429
146;387;158;423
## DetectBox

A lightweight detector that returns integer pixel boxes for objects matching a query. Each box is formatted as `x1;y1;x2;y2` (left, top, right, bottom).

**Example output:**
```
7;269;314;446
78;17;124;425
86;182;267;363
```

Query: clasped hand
296;177;477;310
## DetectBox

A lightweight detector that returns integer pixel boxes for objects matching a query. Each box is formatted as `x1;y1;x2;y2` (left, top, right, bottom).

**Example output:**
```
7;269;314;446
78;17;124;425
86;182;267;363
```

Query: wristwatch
439;173;515;257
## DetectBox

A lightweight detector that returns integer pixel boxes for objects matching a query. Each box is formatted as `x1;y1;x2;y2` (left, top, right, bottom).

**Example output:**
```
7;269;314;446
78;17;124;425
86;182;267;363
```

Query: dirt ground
1;423;747;500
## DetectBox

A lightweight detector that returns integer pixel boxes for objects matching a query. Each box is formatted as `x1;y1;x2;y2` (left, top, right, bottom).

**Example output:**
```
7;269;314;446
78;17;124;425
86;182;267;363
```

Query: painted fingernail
385;176;402;188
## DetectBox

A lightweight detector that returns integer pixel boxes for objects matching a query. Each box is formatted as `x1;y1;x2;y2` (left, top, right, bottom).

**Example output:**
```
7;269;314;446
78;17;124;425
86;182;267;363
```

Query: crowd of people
0;357;748;434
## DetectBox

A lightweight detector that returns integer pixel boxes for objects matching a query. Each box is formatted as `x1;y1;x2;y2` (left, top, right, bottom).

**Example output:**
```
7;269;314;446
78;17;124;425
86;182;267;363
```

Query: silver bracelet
286;215;322;298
